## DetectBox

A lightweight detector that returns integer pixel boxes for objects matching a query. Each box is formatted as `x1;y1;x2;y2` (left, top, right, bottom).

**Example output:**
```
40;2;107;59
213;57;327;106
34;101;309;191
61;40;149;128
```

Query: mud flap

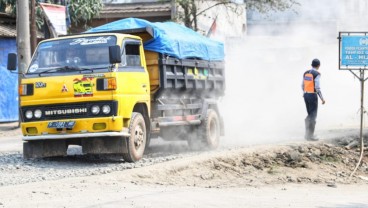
23;140;67;159
81;137;128;154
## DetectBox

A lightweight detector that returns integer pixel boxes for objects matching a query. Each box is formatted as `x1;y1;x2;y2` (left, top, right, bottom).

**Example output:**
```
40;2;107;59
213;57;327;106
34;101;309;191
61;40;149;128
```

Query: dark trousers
304;93;318;139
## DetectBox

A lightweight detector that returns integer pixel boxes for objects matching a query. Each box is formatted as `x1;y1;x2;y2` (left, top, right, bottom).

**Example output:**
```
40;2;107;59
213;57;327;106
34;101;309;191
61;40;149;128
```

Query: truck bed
145;51;225;98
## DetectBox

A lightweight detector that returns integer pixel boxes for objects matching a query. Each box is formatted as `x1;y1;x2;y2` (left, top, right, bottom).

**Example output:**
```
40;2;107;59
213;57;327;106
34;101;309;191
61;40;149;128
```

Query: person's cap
311;59;320;67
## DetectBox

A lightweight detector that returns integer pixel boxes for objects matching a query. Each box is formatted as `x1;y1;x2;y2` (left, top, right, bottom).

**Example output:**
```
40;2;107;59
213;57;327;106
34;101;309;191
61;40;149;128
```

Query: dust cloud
220;0;368;146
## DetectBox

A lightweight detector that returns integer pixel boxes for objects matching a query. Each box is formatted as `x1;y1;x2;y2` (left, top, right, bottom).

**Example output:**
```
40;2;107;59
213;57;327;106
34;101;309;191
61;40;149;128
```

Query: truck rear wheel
203;109;220;149
188;109;220;150
122;112;147;162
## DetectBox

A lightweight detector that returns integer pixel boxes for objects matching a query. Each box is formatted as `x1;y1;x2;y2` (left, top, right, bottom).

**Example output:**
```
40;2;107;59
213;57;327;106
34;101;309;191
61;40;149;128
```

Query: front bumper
22;131;130;141
21;116;128;141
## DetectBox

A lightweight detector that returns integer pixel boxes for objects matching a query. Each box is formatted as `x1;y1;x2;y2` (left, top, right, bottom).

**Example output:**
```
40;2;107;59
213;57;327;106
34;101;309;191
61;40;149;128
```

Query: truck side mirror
109;45;121;64
7;53;17;71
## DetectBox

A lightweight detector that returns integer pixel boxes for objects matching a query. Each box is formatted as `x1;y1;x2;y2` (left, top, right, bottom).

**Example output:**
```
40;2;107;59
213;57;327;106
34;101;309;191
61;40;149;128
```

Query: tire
187;109;220;150
145;132;151;151
122;112;147;162
202;109;220;149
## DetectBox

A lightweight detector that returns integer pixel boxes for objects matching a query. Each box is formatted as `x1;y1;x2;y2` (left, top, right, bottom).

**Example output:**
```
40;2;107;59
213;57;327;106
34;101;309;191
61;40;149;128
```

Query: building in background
0;12;18;122
91;0;246;40
91;0;173;28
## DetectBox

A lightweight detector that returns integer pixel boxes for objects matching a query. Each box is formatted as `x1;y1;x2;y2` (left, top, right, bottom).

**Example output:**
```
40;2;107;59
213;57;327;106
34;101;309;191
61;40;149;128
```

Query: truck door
118;39;149;96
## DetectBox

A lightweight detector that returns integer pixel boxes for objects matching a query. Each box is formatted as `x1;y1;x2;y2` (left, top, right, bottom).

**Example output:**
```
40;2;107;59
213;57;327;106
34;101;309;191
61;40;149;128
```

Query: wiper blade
64;66;94;73
36;67;60;76
28;66;109;76
36;66;93;76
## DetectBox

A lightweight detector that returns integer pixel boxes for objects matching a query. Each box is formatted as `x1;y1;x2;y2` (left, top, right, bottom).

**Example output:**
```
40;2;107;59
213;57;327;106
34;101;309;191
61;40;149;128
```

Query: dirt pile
130;141;368;188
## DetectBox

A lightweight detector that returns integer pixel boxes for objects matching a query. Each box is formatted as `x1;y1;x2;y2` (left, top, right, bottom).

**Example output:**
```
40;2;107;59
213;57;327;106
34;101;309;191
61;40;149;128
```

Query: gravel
1;125;367;188
0;141;199;187
0;123;207;187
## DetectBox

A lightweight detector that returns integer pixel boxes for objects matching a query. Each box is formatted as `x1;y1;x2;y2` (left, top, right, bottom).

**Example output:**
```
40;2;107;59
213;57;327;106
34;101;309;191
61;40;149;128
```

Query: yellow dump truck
7;18;225;162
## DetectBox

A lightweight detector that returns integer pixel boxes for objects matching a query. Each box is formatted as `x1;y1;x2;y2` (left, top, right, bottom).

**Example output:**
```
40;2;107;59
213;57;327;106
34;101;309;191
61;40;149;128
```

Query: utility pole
16;0;31;126
17;0;31;73
171;0;176;20
30;0;37;54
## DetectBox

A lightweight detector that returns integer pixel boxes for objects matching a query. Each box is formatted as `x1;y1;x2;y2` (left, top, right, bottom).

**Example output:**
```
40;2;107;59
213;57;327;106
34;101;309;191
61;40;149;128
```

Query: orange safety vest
303;70;318;93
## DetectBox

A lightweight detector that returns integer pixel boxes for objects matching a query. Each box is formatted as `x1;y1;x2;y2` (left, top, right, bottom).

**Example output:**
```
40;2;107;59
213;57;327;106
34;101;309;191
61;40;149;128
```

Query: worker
302;58;325;141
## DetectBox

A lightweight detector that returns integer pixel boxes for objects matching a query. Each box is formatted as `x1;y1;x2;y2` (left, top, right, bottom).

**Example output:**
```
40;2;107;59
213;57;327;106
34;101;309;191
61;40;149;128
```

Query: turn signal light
97;78;116;90
105;78;116;90
19;84;34;96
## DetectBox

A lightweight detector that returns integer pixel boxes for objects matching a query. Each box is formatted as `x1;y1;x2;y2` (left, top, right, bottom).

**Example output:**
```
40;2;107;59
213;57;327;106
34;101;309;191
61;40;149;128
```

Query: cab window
120;40;142;67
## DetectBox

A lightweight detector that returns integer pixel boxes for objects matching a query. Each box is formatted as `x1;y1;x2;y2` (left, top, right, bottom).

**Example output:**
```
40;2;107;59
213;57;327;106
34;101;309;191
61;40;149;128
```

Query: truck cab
10;33;152;161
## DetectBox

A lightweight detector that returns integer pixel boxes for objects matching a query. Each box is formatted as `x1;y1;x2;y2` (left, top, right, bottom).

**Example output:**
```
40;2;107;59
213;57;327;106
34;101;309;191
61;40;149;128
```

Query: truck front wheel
122;112;147;162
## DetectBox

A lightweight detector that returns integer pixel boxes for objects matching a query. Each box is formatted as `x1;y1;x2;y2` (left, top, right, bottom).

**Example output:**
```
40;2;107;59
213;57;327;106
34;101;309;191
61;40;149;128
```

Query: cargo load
86;17;224;61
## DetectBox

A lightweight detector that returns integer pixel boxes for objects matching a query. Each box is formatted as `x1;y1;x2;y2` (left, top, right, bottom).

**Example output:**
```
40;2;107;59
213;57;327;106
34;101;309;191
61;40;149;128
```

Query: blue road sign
341;35;368;67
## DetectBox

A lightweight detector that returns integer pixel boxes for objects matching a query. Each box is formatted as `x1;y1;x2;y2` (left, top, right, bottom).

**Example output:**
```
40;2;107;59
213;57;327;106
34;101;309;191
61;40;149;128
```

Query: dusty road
0;123;367;208
1;175;368;208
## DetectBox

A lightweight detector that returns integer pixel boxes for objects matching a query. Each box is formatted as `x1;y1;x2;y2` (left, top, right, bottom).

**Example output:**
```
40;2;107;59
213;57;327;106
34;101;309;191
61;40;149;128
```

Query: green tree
0;0;103;29
0;0;16;14
67;0;103;26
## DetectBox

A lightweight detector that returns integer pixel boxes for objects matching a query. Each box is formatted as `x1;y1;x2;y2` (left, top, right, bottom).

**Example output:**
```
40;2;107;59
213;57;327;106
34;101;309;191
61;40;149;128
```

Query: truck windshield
28;35;117;74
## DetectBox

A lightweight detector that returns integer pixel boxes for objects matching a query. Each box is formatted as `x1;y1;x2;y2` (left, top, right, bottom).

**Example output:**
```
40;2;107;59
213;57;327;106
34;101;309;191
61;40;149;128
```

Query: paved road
0;174;367;208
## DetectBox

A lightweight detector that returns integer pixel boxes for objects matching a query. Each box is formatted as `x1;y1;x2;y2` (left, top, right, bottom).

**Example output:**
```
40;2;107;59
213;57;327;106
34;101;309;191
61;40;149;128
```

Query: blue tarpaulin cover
86;18;224;61
0;38;18;122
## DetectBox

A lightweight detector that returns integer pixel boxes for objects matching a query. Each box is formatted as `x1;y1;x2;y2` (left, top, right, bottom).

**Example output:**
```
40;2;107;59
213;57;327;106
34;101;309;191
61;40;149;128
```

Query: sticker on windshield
70;36;112;46
73;77;94;97
29;64;39;73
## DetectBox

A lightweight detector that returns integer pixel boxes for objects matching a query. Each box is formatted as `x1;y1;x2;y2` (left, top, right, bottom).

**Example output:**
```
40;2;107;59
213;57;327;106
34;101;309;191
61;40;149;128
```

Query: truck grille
21;101;117;122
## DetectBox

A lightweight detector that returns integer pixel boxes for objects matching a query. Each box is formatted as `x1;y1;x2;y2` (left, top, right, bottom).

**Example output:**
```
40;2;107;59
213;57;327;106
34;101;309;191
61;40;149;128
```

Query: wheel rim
133;124;145;151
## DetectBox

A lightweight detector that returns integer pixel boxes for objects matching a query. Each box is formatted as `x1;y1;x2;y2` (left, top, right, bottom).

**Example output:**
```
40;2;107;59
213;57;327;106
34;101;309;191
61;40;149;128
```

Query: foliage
0;0;16;15
0;0;103;28
68;0;103;26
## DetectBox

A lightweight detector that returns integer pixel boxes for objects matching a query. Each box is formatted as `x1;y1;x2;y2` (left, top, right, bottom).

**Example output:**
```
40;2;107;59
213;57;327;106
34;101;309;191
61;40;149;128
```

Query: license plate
47;121;75;129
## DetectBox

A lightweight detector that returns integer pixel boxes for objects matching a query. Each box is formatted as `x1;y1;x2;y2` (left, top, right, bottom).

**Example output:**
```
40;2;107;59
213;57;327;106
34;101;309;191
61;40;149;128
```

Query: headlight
102;105;111;114
34;109;42;118
25;110;33;119
91;105;100;115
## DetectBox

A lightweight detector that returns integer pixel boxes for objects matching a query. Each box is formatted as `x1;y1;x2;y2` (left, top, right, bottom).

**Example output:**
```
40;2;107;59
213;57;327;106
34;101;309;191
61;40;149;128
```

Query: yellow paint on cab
20;33;151;136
